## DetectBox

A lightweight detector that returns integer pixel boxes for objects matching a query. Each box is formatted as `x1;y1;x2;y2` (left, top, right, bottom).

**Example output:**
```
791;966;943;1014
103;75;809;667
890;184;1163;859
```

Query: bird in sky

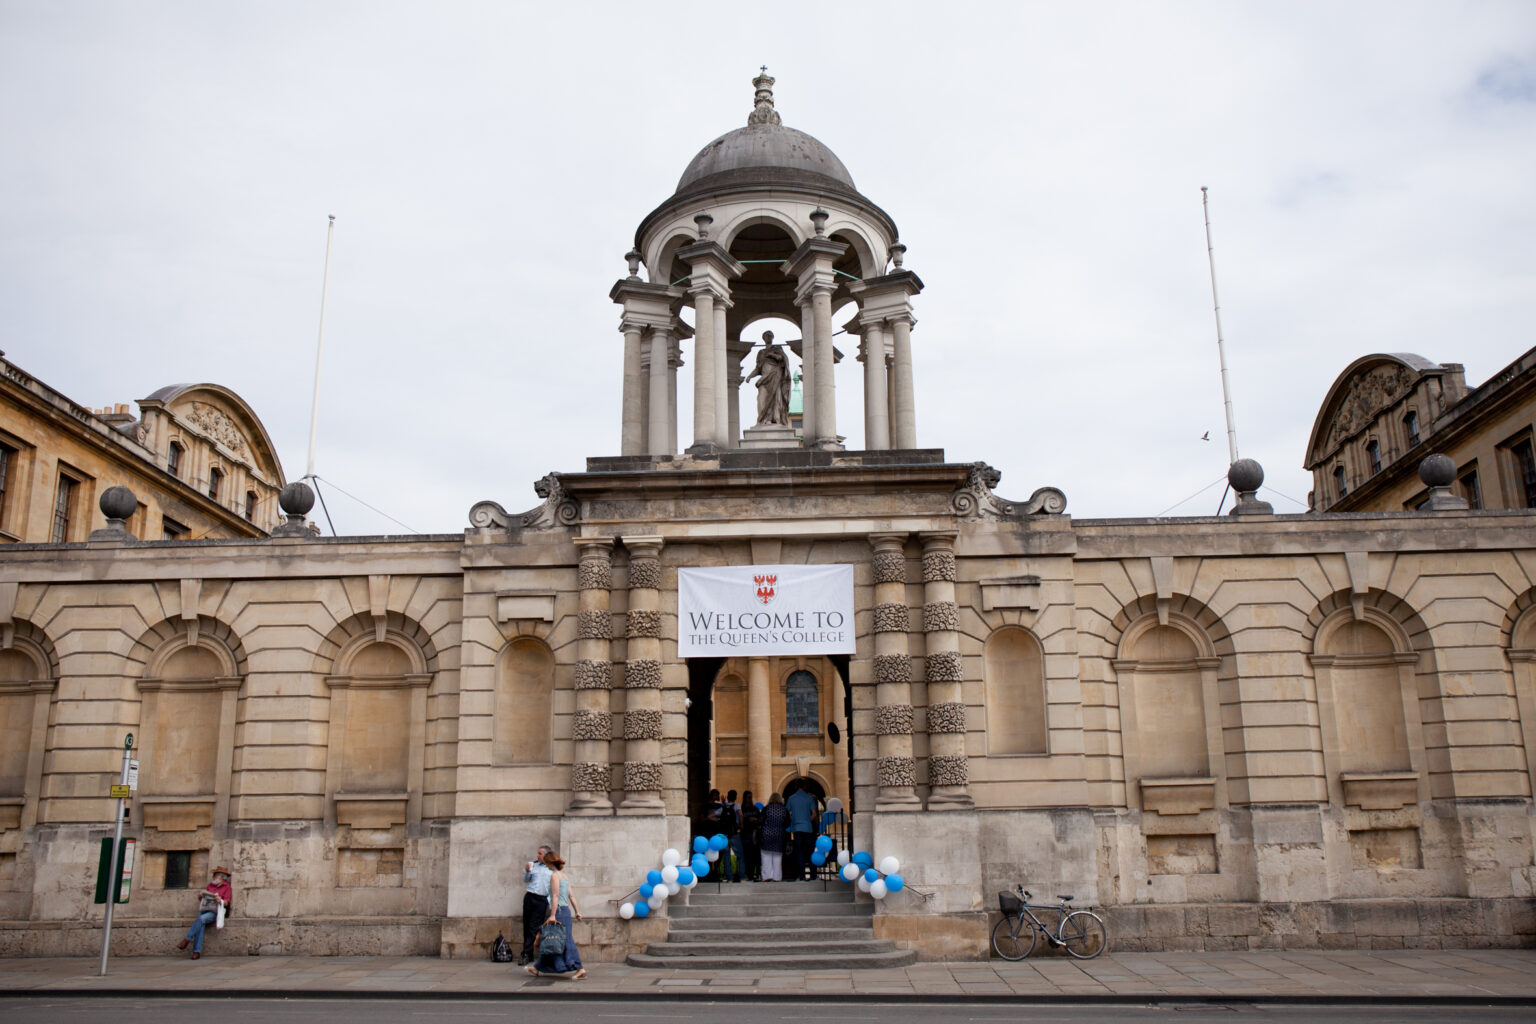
1201;431;1210;441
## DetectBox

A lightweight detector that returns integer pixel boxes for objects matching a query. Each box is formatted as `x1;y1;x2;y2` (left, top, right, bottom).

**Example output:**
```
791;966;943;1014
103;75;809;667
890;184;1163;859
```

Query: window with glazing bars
51;475;77;543
785;670;819;734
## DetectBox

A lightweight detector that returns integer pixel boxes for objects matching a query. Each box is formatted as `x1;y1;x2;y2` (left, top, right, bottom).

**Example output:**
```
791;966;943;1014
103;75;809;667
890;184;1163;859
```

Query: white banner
677;564;855;657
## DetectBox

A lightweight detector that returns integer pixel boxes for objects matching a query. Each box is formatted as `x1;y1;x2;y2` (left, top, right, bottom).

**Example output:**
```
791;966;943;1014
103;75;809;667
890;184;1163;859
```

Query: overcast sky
3;1;1533;535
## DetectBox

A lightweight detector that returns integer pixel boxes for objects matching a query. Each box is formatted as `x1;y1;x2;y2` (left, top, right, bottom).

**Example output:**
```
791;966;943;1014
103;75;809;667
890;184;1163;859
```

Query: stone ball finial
279;481;316;517
694;213;713;239
99;485;137;522
810;208;829;236
1228;458;1265;493
1418;453;1456;487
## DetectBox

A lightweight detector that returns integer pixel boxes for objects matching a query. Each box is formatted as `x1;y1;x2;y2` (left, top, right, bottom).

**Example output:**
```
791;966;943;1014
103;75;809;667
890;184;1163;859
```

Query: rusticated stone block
623;760;662;791
928;754;968;787
574;659;612;690
922;549;956;582
624;708;663;740
572;710;612;740
875;703;914;735
625;658;662;688
571;761;611;793
877;756;916;787
577;558;612;591
874;653;911;683
626;609;661;638
872;602;909;633
927;700;967;734
577;609;611;640
872;550;906;584
628;558;661;591
923;601;959;632
925;650;963;682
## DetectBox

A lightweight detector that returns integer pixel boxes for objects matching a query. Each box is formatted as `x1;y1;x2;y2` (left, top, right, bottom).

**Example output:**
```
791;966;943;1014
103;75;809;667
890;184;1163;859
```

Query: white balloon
660;882;674;897
837;850;851;867
841;863;860;881
662;848;681;867
706;849;719;862
661;865;679;885
619;902;635;919
686;874;699;888
879;856;900;876
648;892;666;909
826;797;843;813
857;875;872;892
870;878;889;899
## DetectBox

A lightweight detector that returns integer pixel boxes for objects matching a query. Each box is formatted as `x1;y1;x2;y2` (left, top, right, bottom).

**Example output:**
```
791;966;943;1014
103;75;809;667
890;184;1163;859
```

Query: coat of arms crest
753;573;777;605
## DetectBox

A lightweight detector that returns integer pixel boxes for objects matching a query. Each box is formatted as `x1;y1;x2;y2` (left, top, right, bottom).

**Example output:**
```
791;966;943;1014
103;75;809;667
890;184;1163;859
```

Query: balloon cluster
617;835;728;921
835;847;905;899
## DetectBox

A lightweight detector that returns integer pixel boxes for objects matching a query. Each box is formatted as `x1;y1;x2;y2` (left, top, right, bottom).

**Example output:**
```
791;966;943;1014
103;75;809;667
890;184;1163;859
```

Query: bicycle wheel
1060;910;1108;959
991;915;1038;960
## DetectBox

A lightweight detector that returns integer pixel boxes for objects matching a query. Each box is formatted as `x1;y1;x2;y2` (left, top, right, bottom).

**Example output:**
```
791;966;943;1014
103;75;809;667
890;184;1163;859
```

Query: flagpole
1201;188;1240;464
305;215;336;481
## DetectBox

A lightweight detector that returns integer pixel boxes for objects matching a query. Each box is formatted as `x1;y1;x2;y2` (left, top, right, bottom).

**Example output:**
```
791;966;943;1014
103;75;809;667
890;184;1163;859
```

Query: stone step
665;925;877;943
627;948;918;971
684;883;854;905
668;902;872;920
642;937;901;957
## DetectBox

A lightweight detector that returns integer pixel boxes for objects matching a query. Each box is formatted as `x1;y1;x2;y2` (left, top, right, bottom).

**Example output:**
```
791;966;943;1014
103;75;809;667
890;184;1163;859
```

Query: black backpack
491;932;513;963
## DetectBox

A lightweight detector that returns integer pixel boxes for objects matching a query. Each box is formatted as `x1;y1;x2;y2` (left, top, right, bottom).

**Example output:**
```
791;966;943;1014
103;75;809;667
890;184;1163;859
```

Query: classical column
619;537;666;814
747;657;773;803
689;289;718;452
921;533;971;808
727;352;745;446
799;300;817;443
860;320;890;451
890;314;917;449
570;538;615;814
621;322;645;456
648;329;672;456
811;284;837;447
713;301;729;447
870;534;921;810
668;337;681;454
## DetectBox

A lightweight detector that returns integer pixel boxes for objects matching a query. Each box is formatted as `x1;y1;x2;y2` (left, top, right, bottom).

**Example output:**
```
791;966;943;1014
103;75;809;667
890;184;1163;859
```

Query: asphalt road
2;997;1532;1023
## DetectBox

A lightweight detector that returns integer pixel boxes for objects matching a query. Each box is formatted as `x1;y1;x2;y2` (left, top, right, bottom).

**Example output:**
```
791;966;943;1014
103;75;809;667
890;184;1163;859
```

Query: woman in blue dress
528;849;586;979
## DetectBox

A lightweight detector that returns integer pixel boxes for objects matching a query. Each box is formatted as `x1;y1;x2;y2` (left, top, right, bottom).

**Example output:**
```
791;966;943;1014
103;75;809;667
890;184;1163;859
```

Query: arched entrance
684;654;853;834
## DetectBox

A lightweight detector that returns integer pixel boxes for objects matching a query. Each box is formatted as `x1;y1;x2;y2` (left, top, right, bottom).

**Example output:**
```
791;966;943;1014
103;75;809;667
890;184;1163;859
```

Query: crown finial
748;68;782;127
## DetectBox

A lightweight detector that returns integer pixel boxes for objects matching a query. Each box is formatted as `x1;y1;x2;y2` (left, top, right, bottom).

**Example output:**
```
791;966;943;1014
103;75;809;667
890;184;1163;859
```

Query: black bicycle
991;886;1108;960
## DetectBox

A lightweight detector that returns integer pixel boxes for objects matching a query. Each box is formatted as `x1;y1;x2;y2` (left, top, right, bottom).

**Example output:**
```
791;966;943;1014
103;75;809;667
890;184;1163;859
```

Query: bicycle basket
998;890;1023;916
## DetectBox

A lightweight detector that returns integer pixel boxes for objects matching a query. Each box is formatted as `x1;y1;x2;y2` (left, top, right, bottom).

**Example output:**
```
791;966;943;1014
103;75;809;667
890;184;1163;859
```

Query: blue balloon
886;873;905;892
710;833;728;851
811;851;826;866
639;882;654;898
646;869;663;885
864;867;879;882
692;855;710;877
634;900;650;918
853;851;873;868
676;867;695;886
815;835;833;852
755;801;764;810
693;836;708;854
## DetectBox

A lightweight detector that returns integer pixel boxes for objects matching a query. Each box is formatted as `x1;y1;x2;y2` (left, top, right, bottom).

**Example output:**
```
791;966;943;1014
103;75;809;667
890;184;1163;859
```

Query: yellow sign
109;785;130;798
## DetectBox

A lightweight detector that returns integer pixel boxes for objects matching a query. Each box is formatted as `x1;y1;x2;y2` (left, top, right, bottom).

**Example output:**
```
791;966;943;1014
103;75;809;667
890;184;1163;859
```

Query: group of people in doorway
703;784;827;882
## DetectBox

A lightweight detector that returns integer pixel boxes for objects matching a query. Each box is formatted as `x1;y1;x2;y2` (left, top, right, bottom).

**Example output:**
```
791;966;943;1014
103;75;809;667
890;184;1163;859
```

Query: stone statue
745;331;792;427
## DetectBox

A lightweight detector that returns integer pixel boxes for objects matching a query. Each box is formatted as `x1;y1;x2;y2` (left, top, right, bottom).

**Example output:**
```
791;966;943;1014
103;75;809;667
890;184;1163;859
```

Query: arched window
244;491;257;522
493;637;554;764
1404;410;1420;448
984;627;1047;754
167;441;183;477
785;670;819;734
1366;439;1381;476
208;466;223;501
1333;465;1348;498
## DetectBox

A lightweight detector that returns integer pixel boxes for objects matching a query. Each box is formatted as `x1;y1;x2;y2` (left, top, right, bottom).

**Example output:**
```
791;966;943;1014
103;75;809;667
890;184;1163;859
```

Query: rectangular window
164;850;193;889
167;442;182;478
1513;438;1536;509
0;442;14;530
208;466;223;501
51;474;78;543
1366;440;1381;476
1459;467;1482;510
163;517;189;540
244;491;256;522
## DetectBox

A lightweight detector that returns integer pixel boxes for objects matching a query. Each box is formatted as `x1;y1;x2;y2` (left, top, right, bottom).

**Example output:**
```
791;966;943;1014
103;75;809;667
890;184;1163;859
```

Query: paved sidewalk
1;949;1534;1002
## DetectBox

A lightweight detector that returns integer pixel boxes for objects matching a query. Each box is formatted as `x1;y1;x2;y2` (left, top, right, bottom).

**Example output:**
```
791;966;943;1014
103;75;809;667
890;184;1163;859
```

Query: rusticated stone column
570;538;615;814
619;536;666;814
922;533;971;808
870;533;920;810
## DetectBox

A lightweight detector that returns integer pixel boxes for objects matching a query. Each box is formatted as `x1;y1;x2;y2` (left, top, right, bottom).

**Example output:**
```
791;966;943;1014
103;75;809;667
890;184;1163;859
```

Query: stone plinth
738;423;800;449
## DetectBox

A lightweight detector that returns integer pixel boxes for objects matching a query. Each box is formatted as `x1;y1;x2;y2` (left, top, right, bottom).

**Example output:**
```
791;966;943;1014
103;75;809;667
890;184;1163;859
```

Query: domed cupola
613;71;923;462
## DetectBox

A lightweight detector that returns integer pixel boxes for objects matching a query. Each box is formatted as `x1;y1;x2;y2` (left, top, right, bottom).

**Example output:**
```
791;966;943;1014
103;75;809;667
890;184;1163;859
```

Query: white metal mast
305;215;336;481
1201;187;1240;464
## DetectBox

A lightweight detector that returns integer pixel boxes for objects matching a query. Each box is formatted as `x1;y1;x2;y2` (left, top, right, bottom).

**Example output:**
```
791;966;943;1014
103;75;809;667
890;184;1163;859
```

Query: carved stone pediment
184;402;250;459
1325;364;1417;449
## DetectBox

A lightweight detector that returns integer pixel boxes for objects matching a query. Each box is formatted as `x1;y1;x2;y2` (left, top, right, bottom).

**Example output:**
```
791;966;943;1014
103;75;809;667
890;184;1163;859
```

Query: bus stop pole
98;733;133;976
